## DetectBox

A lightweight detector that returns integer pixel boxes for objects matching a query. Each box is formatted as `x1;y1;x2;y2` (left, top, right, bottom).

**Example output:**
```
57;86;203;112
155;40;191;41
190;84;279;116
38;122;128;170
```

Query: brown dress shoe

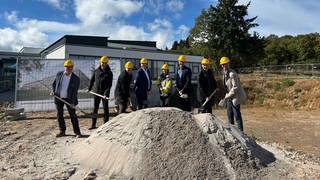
56;131;65;138
88;126;97;130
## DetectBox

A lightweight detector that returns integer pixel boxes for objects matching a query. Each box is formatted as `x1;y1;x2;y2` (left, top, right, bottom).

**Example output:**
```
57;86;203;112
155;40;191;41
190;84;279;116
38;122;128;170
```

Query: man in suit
87;56;113;130
198;58;217;113
176;55;192;111
52;59;82;138
220;56;247;131
134;58;152;110
115;61;133;113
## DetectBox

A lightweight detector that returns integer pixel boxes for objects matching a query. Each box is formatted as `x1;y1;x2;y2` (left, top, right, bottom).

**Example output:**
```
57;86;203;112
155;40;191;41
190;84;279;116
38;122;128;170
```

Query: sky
0;0;319;52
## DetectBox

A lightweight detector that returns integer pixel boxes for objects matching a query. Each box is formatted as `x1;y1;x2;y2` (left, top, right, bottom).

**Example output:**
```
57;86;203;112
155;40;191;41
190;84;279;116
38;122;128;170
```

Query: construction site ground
0;106;319;179
214;107;320;158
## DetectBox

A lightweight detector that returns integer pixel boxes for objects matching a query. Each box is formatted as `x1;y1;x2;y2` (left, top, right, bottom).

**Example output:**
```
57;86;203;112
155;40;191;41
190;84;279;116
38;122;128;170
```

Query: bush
281;78;295;87
272;79;295;91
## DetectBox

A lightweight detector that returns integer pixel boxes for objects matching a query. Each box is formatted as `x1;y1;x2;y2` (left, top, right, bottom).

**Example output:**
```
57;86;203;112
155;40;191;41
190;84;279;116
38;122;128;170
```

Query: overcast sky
0;0;319;52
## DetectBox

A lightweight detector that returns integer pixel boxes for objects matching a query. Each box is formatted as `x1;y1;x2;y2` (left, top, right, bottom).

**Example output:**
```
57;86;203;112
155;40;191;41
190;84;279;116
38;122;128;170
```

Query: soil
214;107;320;158
0;107;319;179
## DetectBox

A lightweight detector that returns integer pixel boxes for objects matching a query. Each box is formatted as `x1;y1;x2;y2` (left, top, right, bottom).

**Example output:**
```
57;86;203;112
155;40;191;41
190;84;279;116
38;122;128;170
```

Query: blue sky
0;0;319;52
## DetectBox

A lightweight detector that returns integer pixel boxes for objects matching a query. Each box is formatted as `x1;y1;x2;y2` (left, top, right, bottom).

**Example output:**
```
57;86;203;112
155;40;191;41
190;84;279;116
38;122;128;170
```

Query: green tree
189;0;263;68
263;33;320;65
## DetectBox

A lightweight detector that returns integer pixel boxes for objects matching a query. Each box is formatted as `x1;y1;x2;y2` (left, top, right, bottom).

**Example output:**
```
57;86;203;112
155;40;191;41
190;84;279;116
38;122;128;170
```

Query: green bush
281;78;295;87
272;79;295;91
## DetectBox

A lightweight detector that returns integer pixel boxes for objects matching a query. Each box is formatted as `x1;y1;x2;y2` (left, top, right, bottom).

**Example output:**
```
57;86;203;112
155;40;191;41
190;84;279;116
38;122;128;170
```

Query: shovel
175;87;189;99
25;72;95;118
199;88;219;113
88;91;109;100
52;94;96;118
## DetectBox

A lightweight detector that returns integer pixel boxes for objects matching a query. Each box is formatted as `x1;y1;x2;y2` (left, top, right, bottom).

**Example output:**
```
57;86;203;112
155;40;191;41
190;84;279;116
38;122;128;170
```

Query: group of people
51;55;246;138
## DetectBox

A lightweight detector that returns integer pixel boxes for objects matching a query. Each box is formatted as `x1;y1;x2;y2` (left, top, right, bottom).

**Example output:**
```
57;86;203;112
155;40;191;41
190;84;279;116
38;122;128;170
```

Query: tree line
168;0;320;69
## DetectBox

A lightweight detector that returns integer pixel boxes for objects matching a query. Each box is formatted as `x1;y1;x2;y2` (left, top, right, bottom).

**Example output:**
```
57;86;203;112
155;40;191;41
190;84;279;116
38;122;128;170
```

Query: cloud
0;0;186;51
142;0;164;15
108;24;148;40
148;18;172;31
0;27;48;51
147;18;175;49
16;18;80;32
177;25;189;40
239;0;320;36
166;0;184;12
4;11;19;22
75;0;143;26
37;0;71;10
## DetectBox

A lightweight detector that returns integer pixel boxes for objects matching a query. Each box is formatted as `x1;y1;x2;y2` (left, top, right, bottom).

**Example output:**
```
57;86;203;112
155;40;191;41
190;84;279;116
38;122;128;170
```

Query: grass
249;130;257;140
272;78;295;91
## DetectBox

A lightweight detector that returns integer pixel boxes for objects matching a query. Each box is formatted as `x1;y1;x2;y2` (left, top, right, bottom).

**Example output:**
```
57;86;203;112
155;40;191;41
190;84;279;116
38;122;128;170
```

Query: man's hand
49;91;55;96
70;104;76;109
218;99;226;107
86;89;90;93
103;95;108;100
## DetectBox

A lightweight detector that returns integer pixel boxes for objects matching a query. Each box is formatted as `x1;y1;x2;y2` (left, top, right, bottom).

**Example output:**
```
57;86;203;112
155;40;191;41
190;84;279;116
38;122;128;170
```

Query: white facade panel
45;45;66;59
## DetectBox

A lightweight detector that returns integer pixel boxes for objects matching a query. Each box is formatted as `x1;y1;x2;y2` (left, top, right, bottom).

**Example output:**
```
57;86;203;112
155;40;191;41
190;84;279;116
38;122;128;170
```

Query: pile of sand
70;107;275;179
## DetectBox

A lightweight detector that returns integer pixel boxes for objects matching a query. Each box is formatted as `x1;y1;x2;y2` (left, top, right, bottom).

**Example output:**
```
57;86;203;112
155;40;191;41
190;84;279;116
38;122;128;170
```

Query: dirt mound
242;78;320;109
70;107;275;179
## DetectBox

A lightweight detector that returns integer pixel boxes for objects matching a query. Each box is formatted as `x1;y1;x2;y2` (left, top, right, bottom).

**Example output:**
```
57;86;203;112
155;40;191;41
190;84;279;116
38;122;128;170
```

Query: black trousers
179;97;191;111
118;99;128;114
160;95;170;107
136;92;147;110
92;96;109;126
55;99;81;135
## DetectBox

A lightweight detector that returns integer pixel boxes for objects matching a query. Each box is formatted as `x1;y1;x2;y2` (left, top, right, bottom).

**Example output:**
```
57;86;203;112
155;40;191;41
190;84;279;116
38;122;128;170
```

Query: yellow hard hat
100;56;109;63
125;61;133;69
220;57;230;65
140;58;148;64
64;59;74;67
178;55;186;62
161;63;169;70
201;58;210;65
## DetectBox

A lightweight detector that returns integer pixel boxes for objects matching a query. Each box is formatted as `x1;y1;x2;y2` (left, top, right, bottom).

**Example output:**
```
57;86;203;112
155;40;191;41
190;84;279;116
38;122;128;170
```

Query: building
7;35;204;111
40;35;203;80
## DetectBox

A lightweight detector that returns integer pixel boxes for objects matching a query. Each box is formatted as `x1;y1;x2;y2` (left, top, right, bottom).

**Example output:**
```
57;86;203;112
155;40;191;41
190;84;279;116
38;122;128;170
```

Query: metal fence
15;58;122;112
238;64;320;79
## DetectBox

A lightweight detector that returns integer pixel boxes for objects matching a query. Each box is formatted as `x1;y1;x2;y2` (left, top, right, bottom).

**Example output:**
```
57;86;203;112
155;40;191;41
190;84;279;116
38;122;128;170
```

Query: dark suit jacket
88;65;113;96
176;65;192;95
52;71;80;105
198;69;217;99
134;68;151;98
115;70;132;103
